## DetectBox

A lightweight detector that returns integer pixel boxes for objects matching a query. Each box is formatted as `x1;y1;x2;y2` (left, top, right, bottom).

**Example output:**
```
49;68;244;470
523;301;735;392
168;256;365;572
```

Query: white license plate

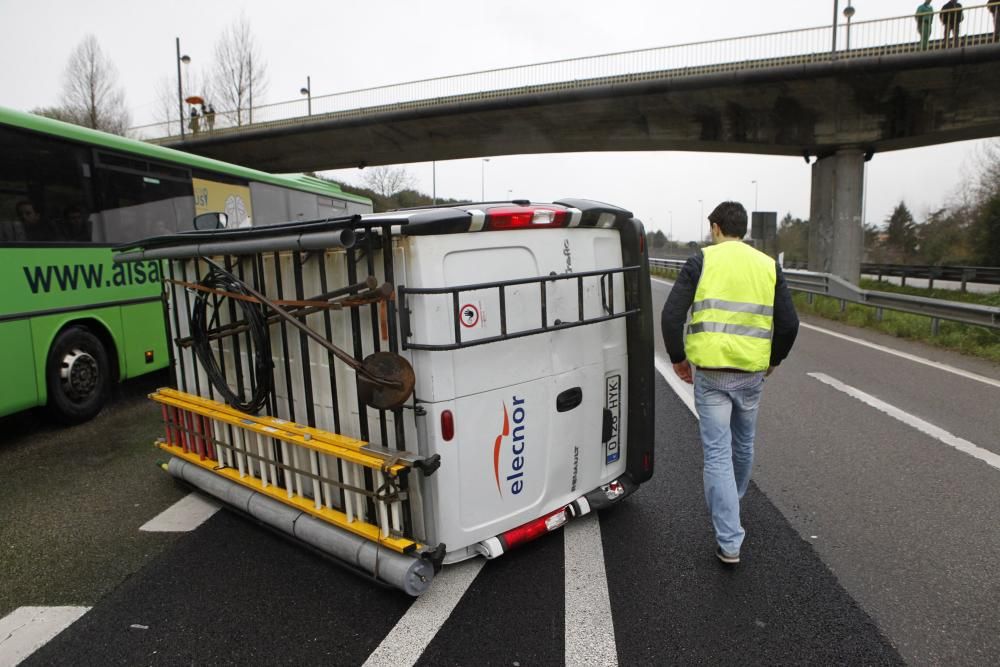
605;374;621;464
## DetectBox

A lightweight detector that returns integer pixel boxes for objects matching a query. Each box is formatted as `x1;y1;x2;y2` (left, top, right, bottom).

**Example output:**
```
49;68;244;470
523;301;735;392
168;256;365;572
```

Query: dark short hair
708;201;747;238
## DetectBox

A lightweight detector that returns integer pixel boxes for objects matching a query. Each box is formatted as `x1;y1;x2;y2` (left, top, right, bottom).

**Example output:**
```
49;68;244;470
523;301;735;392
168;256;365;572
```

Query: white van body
130;199;655;583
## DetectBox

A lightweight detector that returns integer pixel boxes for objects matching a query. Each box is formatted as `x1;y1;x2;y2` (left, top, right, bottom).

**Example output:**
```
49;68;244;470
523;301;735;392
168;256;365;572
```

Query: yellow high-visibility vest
685;241;776;372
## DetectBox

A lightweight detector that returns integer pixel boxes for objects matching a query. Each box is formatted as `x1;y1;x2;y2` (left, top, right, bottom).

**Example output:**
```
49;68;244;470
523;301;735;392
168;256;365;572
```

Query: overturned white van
115;199;655;595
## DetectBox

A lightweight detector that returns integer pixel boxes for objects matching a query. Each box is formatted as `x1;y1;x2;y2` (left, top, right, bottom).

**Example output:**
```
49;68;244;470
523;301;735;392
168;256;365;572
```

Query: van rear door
401;227;632;553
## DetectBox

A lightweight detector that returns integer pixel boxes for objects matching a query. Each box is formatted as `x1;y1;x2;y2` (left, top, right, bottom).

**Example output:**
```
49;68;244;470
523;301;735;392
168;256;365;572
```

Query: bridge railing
648;258;1000;332
130;4;1000;141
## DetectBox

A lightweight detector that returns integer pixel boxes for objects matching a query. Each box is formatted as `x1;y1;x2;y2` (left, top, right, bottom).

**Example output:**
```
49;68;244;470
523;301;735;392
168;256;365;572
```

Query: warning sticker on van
605;375;621;464
460;303;480;328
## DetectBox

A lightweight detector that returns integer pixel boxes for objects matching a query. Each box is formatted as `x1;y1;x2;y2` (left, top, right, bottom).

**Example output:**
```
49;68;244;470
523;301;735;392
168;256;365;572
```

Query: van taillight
485;206;568;230
499;506;569;550
441;410;455;441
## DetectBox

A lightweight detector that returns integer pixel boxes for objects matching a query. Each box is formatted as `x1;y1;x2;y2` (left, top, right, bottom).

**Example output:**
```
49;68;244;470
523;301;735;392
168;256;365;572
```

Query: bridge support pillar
808;149;864;284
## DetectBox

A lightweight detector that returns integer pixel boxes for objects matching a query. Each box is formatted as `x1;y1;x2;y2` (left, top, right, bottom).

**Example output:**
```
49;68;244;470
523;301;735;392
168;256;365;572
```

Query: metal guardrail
865;263;1000;289
649;258;1000;331
131;4;1000;140
779;260;1000;289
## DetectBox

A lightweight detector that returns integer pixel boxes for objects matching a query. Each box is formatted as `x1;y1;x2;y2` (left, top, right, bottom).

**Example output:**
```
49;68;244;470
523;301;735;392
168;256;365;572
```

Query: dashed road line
0;606;90;666
139;492;221;532
810;372;1000;472
801;323;1000;390
565;514;619;666
362;559;484;667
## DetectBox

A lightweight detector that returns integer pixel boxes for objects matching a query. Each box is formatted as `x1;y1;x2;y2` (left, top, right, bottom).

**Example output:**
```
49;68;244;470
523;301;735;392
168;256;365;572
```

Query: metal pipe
167;457;433;595
114;229;356;262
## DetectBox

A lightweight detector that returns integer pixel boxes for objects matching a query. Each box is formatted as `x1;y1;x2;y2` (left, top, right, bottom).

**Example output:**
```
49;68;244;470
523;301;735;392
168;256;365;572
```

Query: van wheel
46;326;111;423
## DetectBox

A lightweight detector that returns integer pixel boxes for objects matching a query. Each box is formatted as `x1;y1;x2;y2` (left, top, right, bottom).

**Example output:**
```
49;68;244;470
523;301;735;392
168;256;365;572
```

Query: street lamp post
843;2;856;51
481;158;490;201
300;76;312;116
752;180;759;212
175;38;191;139
668;210;674;241
832;0;840;53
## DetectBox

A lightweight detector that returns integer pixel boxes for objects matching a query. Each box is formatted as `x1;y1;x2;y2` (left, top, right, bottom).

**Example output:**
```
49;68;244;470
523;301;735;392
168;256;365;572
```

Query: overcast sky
1;0;992;241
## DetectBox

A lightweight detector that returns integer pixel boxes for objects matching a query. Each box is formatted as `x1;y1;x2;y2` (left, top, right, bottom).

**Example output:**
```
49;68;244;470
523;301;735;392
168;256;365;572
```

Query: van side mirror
193;212;228;231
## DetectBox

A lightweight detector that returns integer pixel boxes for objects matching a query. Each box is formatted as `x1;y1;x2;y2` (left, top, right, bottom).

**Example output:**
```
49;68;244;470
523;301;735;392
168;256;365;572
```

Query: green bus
0;106;372;423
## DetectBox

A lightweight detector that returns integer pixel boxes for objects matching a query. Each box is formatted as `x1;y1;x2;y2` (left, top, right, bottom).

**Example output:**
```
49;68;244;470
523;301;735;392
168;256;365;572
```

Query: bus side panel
118;298;170;379
0;320;40;416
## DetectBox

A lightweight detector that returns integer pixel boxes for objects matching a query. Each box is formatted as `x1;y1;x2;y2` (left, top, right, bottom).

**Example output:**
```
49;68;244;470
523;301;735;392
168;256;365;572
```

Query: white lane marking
0;606;90;666
652;277;699;417
801;322;1000;391
655;274;1000;392
363;559;484;667
809;372;1000;472
655;356;697;418
565;514;619;667
139;492;222;532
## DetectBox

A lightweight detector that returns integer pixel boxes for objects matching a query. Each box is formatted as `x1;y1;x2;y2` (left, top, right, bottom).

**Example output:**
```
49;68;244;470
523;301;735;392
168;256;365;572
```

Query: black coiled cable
190;268;273;413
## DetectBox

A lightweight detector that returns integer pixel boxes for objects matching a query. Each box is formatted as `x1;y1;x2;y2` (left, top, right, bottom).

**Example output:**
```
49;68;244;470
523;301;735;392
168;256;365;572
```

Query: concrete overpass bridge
134;4;1000;283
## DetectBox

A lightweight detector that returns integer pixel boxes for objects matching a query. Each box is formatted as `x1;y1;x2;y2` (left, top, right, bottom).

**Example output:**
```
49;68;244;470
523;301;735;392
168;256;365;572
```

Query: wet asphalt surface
7;368;903;665
5;278;999;663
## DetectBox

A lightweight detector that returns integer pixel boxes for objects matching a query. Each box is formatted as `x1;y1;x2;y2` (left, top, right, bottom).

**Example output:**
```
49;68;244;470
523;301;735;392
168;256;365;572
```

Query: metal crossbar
398;266;640;351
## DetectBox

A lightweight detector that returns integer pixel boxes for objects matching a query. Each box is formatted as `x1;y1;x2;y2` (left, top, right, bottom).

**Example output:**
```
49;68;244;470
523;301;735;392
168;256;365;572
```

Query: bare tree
30;106;80;124
362;166;416;198
59;35;130;135
211;14;267;126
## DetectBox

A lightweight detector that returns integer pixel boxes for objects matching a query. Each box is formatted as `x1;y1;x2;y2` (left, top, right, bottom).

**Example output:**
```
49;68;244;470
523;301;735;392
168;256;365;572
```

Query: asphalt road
650;277;1000;665
2;278;998;664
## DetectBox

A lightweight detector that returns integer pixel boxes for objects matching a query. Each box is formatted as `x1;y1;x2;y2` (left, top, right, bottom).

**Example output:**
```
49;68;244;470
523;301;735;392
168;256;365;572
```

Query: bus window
0;125;94;244
247;181;290;225
92;155;194;243
317;196;349;219
287;188;320;221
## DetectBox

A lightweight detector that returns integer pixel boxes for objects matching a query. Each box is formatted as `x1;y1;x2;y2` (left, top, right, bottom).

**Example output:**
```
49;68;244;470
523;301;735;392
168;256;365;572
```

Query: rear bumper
473;475;639;559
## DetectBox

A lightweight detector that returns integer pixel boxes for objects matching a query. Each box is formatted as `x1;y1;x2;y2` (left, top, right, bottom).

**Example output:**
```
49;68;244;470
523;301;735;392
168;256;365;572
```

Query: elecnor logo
492;396;527;496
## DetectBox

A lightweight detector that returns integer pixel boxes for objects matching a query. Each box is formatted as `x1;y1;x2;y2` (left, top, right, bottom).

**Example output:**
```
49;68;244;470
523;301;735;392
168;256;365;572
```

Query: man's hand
766;365;775;377
673;360;693;384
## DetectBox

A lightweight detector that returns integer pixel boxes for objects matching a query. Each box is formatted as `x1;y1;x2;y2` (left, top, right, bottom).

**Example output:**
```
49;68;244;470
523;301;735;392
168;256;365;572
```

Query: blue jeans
694;371;765;555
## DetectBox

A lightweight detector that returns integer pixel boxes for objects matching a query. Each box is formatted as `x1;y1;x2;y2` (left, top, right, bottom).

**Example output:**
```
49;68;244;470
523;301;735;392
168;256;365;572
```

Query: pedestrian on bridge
204;103;216;132
940;0;963;47
988;0;1000;41
916;1;935;49
661;201;799;566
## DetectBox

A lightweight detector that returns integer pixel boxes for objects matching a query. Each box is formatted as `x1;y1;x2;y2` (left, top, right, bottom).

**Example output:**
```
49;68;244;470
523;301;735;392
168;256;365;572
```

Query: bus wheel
46;326;111;423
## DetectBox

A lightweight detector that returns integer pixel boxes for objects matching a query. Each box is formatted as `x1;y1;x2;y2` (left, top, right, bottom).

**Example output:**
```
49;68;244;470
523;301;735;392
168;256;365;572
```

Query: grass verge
793;291;1000;364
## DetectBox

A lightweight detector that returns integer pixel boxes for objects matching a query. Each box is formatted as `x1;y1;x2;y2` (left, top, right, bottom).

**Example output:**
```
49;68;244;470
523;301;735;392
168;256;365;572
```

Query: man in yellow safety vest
661;201;799;565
